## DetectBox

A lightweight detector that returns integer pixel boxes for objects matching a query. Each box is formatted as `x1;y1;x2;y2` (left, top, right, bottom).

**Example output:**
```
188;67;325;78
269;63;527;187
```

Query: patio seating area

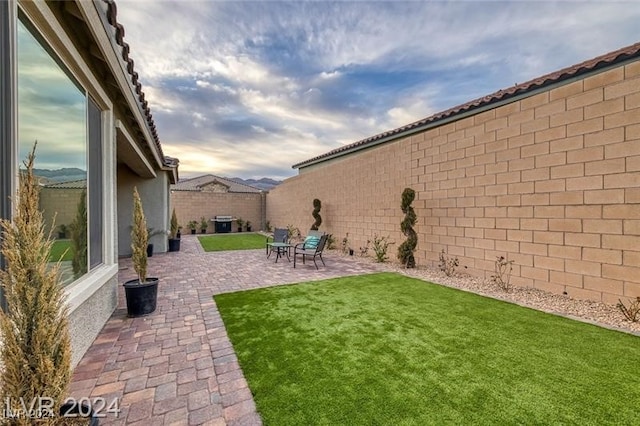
69;235;388;425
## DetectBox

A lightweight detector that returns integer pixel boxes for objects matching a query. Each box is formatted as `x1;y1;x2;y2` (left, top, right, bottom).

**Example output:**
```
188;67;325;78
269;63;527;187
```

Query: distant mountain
33;168;86;183
230;177;282;191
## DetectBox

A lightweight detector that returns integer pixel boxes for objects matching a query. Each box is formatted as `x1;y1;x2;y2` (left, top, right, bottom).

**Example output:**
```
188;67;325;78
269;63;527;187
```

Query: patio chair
266;228;289;258
293;233;329;269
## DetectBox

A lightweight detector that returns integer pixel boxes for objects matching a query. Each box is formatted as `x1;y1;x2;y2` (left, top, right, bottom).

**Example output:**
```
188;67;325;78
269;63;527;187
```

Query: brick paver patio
69;235;387;425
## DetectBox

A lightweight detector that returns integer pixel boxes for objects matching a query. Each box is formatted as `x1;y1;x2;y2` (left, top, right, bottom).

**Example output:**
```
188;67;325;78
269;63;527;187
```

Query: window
0;0;14;309
17;15;103;285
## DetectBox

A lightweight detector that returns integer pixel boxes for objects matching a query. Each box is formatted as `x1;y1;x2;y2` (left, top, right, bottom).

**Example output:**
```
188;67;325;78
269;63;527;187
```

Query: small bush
326;234;336;249
359;239;370;257
491;255;514;292
287;224;301;242
372;234;394;263
438;249;459;277
341;233;349;254
617;297;640;322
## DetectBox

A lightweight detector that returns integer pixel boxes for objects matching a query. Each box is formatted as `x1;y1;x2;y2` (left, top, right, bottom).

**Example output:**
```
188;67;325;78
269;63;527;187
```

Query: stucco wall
171;191;264;233
118;165;170;256
268;60;640;304
67;273;117;367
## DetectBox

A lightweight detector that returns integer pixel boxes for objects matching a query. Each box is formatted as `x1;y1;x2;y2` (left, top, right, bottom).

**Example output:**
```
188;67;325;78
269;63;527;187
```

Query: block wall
268;60;640;304
171;191;263;233
267;139;413;251
39;187;84;236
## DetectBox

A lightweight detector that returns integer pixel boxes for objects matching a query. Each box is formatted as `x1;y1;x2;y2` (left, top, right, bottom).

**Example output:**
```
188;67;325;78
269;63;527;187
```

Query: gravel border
336;251;640;336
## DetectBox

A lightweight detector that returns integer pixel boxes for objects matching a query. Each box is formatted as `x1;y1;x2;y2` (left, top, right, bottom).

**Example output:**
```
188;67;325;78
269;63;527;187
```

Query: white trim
116;119;157;178
65;263;118;313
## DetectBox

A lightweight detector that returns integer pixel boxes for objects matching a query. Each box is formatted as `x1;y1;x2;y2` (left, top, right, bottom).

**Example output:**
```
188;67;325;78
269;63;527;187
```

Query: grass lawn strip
215;272;640;425
198;232;266;252
49;240;73;262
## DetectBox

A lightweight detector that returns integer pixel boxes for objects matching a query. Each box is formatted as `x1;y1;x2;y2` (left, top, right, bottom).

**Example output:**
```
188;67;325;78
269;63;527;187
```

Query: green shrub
397;188;417;268
311;198;322;230
373;234;394;263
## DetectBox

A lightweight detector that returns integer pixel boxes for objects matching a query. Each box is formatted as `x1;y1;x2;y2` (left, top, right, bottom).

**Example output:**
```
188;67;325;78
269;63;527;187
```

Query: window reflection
17;19;88;286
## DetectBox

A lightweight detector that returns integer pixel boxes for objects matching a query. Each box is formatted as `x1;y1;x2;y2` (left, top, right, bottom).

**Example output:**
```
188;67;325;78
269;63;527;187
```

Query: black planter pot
201;229;207;234
237;228;243;233
246;226;252;232
191;229;196;234
123;278;159;317
168;238;181;252
59;401;99;425
58;232;66;239
146;243;154;257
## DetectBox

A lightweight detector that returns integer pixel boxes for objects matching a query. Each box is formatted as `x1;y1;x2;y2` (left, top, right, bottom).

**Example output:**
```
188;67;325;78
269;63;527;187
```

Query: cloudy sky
114;0;640;181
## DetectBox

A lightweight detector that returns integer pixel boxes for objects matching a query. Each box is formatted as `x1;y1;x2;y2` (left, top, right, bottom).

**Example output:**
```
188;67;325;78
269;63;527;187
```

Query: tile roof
171;174;262;193
101;0;177;170
43;179;87;189
293;40;640;169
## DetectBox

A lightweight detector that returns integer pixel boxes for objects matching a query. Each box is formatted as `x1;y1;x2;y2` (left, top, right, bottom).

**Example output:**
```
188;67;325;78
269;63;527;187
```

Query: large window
17;16;102;285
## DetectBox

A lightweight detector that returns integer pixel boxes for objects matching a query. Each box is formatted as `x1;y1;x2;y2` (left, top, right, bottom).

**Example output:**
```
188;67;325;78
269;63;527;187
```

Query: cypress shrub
0;144;72;424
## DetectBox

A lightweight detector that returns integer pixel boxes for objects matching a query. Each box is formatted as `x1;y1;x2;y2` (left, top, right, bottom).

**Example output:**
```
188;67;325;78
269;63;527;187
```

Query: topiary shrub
310;198;322;230
397;187;417;268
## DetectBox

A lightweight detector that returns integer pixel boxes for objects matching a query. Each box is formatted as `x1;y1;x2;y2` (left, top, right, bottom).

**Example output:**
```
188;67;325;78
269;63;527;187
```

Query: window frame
0;0;17;311
15;1;117;312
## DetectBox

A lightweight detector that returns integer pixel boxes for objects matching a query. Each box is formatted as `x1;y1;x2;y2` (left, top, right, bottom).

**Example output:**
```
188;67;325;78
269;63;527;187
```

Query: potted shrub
146;228;166;257
123;187;159;317
200;216;209;234
188;220;197;234
57;223;68;239
236;217;244;233
0;145;97;424
246;220;252;232
168;208;181;252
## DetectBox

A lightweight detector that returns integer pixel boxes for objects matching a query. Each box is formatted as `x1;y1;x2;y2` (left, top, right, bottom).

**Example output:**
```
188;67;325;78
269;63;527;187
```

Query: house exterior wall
117;165;171;256
171;191;263;233
268;59;640;304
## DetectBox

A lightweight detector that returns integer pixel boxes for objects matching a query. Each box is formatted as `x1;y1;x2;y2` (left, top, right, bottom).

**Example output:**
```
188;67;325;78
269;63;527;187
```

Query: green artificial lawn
215;272;640;425
198;233;266;252
49;240;73;262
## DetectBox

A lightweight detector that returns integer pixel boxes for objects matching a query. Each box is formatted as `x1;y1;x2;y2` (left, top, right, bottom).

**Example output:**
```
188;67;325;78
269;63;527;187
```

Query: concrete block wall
268;59;640;304
40;187;84;237
267;139;412;250
171;191;263;233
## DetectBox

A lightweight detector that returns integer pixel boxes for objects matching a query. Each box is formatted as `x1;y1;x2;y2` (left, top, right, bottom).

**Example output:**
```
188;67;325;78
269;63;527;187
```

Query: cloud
114;0;640;180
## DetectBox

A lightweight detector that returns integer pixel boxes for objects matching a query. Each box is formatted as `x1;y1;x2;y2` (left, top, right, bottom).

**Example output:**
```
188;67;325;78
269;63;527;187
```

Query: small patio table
267;242;292;263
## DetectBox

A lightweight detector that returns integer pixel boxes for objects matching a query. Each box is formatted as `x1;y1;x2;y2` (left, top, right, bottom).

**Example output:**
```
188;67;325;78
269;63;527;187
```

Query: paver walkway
69;234;387;425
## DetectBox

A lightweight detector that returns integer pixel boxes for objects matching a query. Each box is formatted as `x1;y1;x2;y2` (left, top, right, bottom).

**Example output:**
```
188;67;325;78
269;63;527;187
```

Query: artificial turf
198;232;266;252
49;239;73;262
214;272;640;425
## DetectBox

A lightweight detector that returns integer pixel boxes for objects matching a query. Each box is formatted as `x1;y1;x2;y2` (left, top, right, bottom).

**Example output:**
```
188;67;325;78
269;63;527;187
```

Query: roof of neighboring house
293;40;640;169
171;175;262;193
43;179;87;189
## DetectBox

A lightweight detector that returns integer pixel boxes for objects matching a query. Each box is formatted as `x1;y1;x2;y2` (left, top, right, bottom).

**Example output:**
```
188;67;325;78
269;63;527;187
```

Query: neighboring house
268;41;640;304
171;174;265;233
1;0;178;366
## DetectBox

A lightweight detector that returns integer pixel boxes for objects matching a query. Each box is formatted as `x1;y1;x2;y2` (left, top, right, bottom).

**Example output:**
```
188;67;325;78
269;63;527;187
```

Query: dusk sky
115;0;640;181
